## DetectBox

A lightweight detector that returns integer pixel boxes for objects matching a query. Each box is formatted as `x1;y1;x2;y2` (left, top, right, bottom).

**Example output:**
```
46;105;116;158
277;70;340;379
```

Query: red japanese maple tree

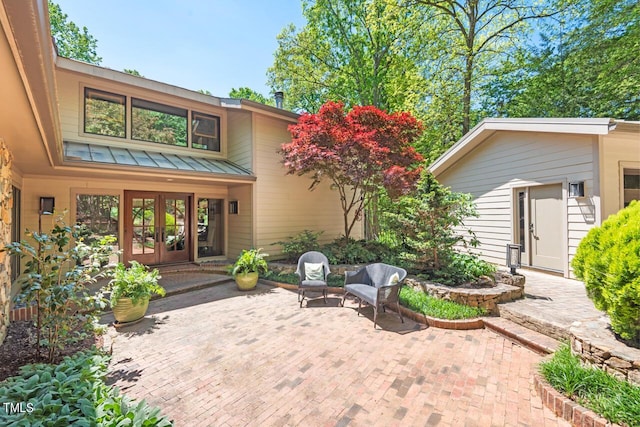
281;101;424;239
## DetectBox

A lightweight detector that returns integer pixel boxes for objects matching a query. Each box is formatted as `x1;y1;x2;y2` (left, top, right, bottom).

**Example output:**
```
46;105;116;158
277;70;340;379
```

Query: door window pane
132;98;187;146
197;198;223;257
165;198;186;252
84;88;126;138
131;197;155;255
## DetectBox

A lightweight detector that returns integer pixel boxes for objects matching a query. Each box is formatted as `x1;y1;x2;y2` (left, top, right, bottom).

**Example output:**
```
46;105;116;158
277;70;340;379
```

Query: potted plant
107;261;166;323
230;248;269;290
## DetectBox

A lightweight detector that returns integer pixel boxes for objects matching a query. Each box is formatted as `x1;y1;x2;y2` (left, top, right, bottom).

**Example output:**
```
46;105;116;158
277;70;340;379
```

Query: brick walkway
103;283;569;426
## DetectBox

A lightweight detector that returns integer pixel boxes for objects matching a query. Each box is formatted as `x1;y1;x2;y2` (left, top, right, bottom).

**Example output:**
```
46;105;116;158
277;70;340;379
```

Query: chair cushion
345;283;378;306
386;272;400;287
301;280;327;288
304;262;324;281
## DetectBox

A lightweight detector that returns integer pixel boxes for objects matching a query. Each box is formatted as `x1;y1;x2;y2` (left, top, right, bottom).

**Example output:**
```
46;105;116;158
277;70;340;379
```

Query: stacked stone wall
0;138;13;345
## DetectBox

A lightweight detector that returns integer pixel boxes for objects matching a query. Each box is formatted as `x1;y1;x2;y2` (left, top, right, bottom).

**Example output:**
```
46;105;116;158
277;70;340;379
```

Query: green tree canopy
229;87;275;106
48;1;101;64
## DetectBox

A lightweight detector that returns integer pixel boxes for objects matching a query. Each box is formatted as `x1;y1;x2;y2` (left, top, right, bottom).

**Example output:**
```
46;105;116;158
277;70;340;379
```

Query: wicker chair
295;251;331;308
341;263;406;328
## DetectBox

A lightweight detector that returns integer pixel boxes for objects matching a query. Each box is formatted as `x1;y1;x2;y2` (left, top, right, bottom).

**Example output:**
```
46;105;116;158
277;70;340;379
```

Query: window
192;112;220;152
84;88;126;138
10;186;21;283
132;98;187;146
197;198;224;257
623;168;640;207
76;194;120;245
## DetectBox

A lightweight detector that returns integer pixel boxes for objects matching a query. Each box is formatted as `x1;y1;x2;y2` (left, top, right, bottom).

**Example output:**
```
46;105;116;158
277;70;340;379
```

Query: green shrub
399;286;487;319
540;344;640;426
383;172;479;273
433;253;497;286
272;230;322;261
572;201;640;341
107;261;165;307
0;348;172;426
2;219;117;363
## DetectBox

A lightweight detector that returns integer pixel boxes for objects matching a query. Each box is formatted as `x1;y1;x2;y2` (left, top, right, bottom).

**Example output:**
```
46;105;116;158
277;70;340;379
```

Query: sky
54;0;306;99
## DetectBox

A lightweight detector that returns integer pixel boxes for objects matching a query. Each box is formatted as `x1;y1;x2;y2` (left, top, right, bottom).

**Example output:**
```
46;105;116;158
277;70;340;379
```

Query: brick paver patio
103;283;570;426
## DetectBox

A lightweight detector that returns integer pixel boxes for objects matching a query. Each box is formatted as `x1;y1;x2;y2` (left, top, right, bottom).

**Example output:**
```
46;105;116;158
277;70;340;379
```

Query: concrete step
484;316;561;355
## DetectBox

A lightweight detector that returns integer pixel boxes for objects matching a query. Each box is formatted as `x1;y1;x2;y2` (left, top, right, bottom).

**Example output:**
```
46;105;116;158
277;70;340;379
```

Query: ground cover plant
399;286;487;319
0;348;172;426
540;344;640;426
572;200;640;344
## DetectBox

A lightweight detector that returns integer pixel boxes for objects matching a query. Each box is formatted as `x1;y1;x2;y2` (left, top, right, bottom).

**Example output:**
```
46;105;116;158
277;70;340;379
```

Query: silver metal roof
64;141;253;176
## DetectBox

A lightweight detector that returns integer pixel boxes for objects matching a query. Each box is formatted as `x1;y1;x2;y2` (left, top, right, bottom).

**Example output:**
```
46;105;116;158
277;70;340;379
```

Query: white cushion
386;272;400;286
304;262;324;281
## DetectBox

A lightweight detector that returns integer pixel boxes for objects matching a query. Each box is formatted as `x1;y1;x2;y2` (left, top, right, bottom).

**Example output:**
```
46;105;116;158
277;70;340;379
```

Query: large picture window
76;194;120;245
192;112;220;152
84;88;126;138
132;98;187;147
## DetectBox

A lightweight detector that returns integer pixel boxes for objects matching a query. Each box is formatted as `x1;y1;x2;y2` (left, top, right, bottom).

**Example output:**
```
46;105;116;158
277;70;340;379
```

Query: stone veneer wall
0;138;13;345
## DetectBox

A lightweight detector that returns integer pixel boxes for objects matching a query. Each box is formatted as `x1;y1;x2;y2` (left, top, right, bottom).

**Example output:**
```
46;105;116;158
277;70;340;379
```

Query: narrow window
84;88;126;138
623;168;640;207
197;198;224;257
518;191;526;254
132;98;187;146
192;112;220;152
10;186;21;282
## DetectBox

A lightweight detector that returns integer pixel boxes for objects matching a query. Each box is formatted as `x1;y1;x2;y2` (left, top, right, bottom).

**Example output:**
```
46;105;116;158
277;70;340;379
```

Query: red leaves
282;101;425;194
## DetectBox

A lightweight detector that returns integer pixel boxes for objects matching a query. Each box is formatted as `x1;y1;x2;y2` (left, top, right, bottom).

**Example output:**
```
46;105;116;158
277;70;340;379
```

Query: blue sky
54;1;305;99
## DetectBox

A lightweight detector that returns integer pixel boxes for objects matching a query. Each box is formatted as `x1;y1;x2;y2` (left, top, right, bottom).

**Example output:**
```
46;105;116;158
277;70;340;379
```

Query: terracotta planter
112;297;149;323
235;272;259;291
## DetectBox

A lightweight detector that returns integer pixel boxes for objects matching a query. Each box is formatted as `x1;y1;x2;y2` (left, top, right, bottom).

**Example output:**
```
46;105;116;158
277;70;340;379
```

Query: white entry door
529;184;564;272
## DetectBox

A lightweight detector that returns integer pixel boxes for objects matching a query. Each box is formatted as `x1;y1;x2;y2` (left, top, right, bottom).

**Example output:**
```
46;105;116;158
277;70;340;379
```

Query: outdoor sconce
39;197;55;215
569;181;585;198
274;91;284;109
506;244;521;275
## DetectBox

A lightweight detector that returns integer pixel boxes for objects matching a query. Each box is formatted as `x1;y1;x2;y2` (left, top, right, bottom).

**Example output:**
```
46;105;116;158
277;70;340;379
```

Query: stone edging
261;279;484;331
533;373;621;427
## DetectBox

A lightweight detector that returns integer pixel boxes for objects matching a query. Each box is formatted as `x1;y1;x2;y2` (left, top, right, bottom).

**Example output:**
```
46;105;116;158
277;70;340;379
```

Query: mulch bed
0;321;102;382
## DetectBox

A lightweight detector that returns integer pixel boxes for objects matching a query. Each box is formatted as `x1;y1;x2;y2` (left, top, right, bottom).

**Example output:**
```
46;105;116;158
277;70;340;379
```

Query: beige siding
253;115;362;255
600;131;640;219
227;184;253;258
227;110;253;171
438;131;596;275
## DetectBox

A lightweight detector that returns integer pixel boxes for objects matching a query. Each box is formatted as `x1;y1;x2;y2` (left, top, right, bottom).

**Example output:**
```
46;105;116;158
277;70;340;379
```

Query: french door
124;191;192;265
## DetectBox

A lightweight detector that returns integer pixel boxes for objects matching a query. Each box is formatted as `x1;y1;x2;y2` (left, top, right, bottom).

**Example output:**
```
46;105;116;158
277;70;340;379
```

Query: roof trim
428;118;618;177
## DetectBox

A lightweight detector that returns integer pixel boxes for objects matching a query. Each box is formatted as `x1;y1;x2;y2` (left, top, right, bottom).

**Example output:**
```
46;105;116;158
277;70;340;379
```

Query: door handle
161;227;165;243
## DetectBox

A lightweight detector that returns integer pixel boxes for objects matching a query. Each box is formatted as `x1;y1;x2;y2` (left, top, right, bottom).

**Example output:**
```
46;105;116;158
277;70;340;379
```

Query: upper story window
84;88;126;138
83;87;221;152
192;112;220;152
132;98;187;147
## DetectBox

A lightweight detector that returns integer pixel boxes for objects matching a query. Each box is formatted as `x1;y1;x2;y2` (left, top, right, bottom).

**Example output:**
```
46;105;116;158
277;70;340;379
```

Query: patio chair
295;251;331;308
341;263;406;329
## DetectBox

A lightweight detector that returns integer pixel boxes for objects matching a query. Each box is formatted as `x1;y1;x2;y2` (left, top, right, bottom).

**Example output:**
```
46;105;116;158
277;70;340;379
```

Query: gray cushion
345;283;377;306
301;280;327;288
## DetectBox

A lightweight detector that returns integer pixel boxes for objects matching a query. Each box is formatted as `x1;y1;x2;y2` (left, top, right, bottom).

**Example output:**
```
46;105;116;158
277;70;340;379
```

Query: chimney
274;91;284;109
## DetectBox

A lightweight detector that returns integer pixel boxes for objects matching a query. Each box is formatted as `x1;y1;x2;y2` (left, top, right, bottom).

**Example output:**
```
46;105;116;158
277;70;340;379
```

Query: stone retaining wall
570;317;640;386
405;274;525;315
0;139;12;345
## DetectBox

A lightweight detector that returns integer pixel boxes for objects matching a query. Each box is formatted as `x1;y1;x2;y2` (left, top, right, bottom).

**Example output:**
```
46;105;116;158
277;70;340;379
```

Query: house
429;118;640;278
0;0;358;342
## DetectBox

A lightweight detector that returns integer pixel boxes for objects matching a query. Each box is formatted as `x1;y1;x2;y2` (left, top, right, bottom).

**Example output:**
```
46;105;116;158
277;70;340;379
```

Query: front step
498;304;570;342
484;317;561;355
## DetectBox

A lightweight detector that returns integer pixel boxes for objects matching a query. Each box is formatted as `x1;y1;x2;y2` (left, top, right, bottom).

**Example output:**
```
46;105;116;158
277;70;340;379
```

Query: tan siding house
429;118;640;278
0;0;361;279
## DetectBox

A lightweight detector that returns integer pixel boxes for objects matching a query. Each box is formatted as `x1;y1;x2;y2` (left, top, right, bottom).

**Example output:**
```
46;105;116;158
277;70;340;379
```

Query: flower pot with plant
108;261;165;323
230;248;269;290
